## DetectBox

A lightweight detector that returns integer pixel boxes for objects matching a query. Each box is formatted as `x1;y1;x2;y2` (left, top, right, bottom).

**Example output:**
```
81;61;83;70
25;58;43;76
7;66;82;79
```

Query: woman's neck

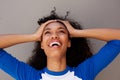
47;57;66;72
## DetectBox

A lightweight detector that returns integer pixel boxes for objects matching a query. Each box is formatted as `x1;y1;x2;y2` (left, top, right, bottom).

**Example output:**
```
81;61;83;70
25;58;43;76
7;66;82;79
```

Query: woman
0;12;120;80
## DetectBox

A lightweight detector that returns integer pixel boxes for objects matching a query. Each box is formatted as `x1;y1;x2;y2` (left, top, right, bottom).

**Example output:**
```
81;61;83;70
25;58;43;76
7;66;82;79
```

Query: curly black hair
27;10;93;70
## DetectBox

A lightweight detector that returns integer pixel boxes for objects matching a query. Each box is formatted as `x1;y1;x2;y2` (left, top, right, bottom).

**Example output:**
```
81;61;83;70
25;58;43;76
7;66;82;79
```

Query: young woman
0;12;120;80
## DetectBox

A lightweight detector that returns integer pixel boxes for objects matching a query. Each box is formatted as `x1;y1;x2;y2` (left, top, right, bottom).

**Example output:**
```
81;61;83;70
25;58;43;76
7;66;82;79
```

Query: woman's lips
48;41;62;48
49;41;61;47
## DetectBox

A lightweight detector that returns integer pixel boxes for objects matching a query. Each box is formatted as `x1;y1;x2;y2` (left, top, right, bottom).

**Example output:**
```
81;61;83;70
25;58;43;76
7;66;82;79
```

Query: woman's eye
44;31;51;35
59;30;65;34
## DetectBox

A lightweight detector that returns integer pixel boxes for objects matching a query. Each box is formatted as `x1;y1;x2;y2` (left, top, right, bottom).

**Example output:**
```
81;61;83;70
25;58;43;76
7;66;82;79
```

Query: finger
56;20;65;23
43;20;57;26
38;20;57;41
57;20;70;26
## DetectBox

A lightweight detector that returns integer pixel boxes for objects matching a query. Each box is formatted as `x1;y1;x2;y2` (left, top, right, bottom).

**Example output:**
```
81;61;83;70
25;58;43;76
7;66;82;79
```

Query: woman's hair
27;10;93;70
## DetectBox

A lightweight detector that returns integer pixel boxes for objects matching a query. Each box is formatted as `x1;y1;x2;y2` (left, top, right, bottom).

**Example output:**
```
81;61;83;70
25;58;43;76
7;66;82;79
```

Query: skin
0;20;120;72
60;20;120;41
0;20;57;48
41;22;71;71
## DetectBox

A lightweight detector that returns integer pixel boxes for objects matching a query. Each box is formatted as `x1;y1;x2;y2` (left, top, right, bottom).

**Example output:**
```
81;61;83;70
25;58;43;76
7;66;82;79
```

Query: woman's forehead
44;22;66;30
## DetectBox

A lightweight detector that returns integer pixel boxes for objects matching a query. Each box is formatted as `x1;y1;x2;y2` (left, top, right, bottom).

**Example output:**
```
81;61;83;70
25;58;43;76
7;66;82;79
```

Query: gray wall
0;0;120;80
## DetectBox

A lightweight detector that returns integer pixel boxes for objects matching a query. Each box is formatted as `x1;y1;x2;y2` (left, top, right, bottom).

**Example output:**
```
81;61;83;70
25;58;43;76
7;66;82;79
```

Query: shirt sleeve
93;40;120;76
75;40;120;79
0;49;40;80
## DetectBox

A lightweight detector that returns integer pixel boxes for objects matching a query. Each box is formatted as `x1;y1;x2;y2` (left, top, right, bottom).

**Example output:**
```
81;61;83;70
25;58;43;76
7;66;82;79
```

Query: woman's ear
67;39;71;48
41;42;44;49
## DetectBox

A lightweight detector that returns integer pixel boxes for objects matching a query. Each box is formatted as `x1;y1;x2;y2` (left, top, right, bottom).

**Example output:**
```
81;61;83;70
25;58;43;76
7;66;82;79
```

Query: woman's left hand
58;20;76;37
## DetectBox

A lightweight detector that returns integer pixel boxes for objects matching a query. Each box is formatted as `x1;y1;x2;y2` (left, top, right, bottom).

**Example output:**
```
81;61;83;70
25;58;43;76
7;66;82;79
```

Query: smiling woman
0;10;120;80
27;12;93;71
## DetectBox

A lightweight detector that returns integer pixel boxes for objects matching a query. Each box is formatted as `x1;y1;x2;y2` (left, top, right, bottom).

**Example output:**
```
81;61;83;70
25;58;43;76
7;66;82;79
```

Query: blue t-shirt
0;40;120;80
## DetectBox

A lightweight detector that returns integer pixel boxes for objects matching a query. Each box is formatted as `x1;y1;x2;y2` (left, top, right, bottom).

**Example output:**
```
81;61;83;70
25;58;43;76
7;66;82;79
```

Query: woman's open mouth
49;41;61;48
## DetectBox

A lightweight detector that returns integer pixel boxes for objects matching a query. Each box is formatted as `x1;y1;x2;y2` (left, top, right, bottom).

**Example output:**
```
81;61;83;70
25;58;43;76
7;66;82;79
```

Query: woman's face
41;22;71;58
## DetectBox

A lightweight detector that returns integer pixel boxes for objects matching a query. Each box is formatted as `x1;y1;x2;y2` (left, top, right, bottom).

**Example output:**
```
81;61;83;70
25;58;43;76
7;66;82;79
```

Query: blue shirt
0;40;120;80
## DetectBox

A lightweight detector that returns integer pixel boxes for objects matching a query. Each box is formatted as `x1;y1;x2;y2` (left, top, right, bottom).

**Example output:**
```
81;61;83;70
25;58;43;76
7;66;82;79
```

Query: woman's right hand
33;20;57;41
0;20;57;48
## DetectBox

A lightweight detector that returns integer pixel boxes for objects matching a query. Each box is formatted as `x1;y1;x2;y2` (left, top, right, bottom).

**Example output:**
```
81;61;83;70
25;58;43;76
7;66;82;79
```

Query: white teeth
49;42;61;47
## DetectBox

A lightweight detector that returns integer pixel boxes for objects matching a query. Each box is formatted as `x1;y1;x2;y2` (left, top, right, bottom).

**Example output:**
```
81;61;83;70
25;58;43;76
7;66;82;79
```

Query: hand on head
34;20;57;41
34;20;75;42
57;20;75;37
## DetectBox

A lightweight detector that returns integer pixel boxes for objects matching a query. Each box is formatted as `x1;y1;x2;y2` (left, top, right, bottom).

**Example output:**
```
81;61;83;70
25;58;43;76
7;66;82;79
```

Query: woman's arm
61;21;120;41
0;20;56;48
0;34;38;48
74;28;120;41
0;48;40;79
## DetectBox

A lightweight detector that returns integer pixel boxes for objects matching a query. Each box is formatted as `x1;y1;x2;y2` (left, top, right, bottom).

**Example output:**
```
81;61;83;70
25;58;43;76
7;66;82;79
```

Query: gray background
0;0;120;80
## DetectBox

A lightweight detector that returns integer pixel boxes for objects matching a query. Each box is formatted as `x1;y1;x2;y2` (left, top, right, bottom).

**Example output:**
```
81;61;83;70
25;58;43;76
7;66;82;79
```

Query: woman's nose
51;33;58;39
